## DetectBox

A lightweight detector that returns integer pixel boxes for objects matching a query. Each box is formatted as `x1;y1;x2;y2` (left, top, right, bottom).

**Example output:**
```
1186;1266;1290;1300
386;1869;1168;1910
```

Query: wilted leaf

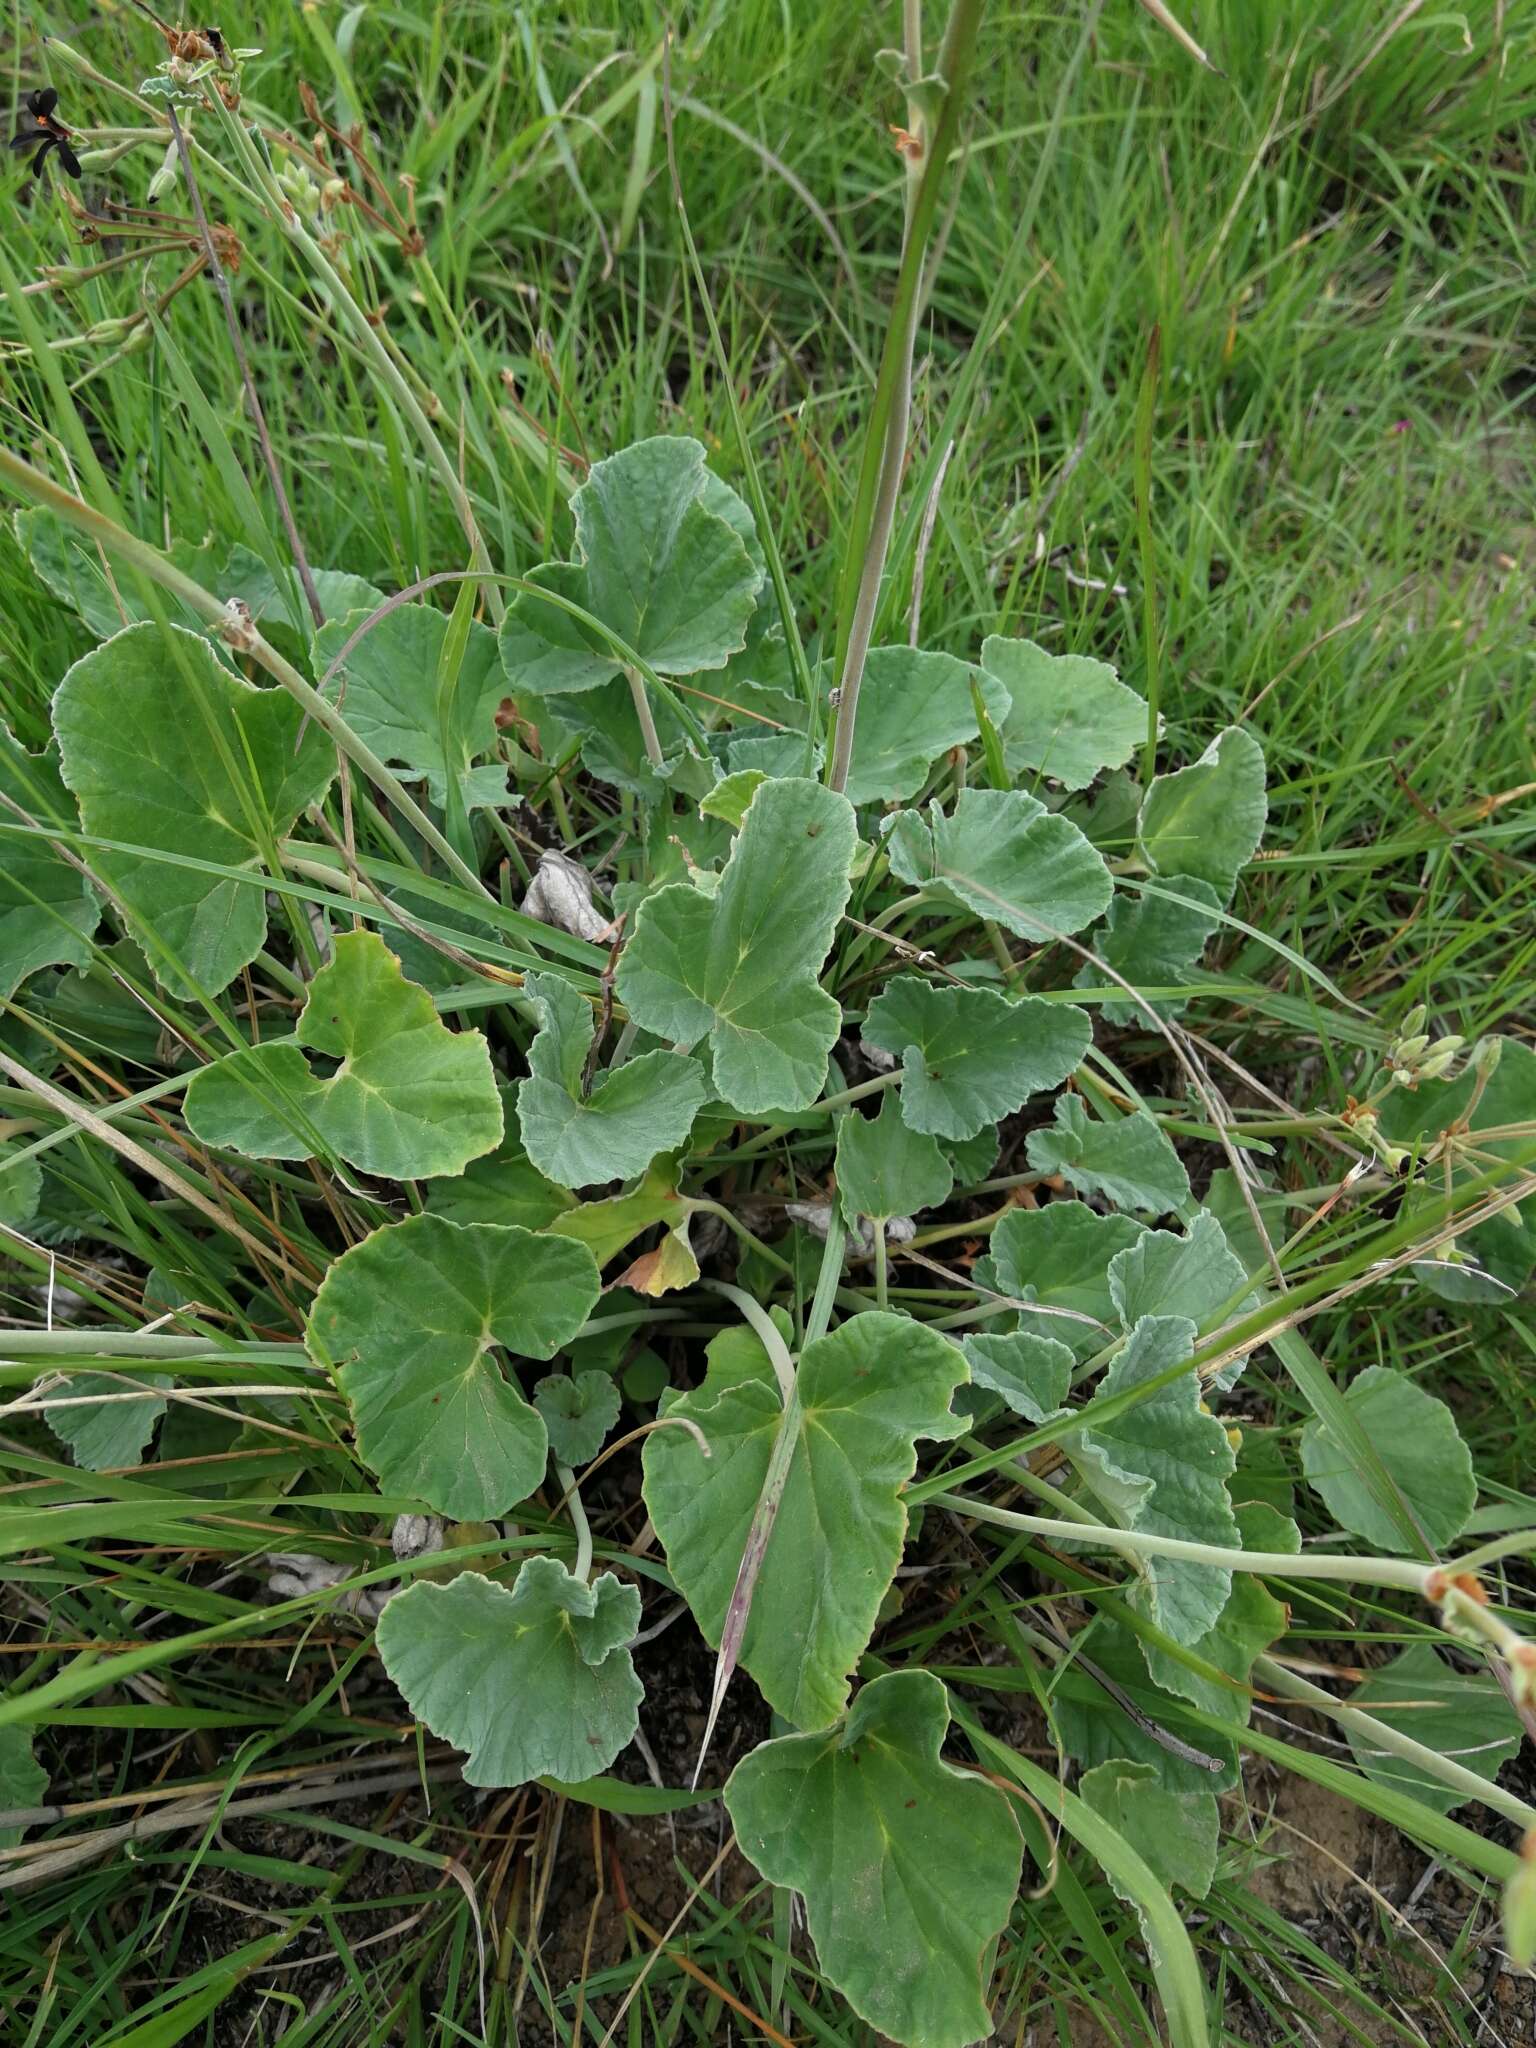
376;1562;641;1785
1299;1365;1475;1553
515;971;707;1188
617;777;856;1113
547;1157;690;1269
308;1213;600;1519
52;622;335;995
1026;1095;1190;1215
533;1369;623;1466
1137;727;1267;901
644;1312;966;1728
184;931;502;1180
883;786;1112;940
863;978;1090;1141
836;1091;953;1224
725;1671;1022;2048
979;635;1149;791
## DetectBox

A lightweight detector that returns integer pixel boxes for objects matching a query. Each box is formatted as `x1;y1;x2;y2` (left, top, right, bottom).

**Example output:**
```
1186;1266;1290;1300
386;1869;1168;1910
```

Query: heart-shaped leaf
644;1311;966;1729
515;971;707;1188
184;931;502;1180
863;978;1091;1140
1137;726;1267;901
376;1561;641;1785
312;602;505;810
52;622;335;995
836;1091;953;1225
724;1670;1022;2048
617;777;857;1113
1299;1364;1475;1553
499;437;761;694
978;635;1150;791
307;1213;600;1518
883;786;1112;940
534;1369;622;1465
1026;1095;1190;1215
0;722;98;999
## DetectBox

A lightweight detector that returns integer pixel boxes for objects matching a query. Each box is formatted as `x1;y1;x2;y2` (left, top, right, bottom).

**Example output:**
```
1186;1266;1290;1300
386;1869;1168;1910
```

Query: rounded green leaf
725;1670;1022;2048
960;1331;1073;1421
979;635;1150;791
1137;727;1267;902
308;1213;601;1519
499;437;761;694
863;978;1091;1141
1075;877;1224;1024
883;786;1112;940
46;1370;171;1470
1074;1315;1239;1643
1299;1364;1475;1553
1347;1641;1523;1814
312;602;504;810
841;646;985;806
982;1199;1145;1357
1025;1095;1190;1216
835;1091;953;1223
1078;1758;1217;1906
643;1311;967;1729
0;1727;47;1847
617;777;857;1114
533;1369;622;1466
515;971;707;1188
376;1561;642;1786
51;621;335;995
0;721;98;999
426;1085;576;1229
185;931;502;1180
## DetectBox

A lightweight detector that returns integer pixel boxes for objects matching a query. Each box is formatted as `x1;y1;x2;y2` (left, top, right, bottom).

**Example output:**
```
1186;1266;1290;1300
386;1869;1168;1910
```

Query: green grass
1;0;1534;2041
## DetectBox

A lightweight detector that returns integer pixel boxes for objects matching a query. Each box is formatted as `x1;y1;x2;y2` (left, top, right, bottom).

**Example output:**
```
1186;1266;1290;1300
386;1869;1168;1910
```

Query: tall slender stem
826;0;985;794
